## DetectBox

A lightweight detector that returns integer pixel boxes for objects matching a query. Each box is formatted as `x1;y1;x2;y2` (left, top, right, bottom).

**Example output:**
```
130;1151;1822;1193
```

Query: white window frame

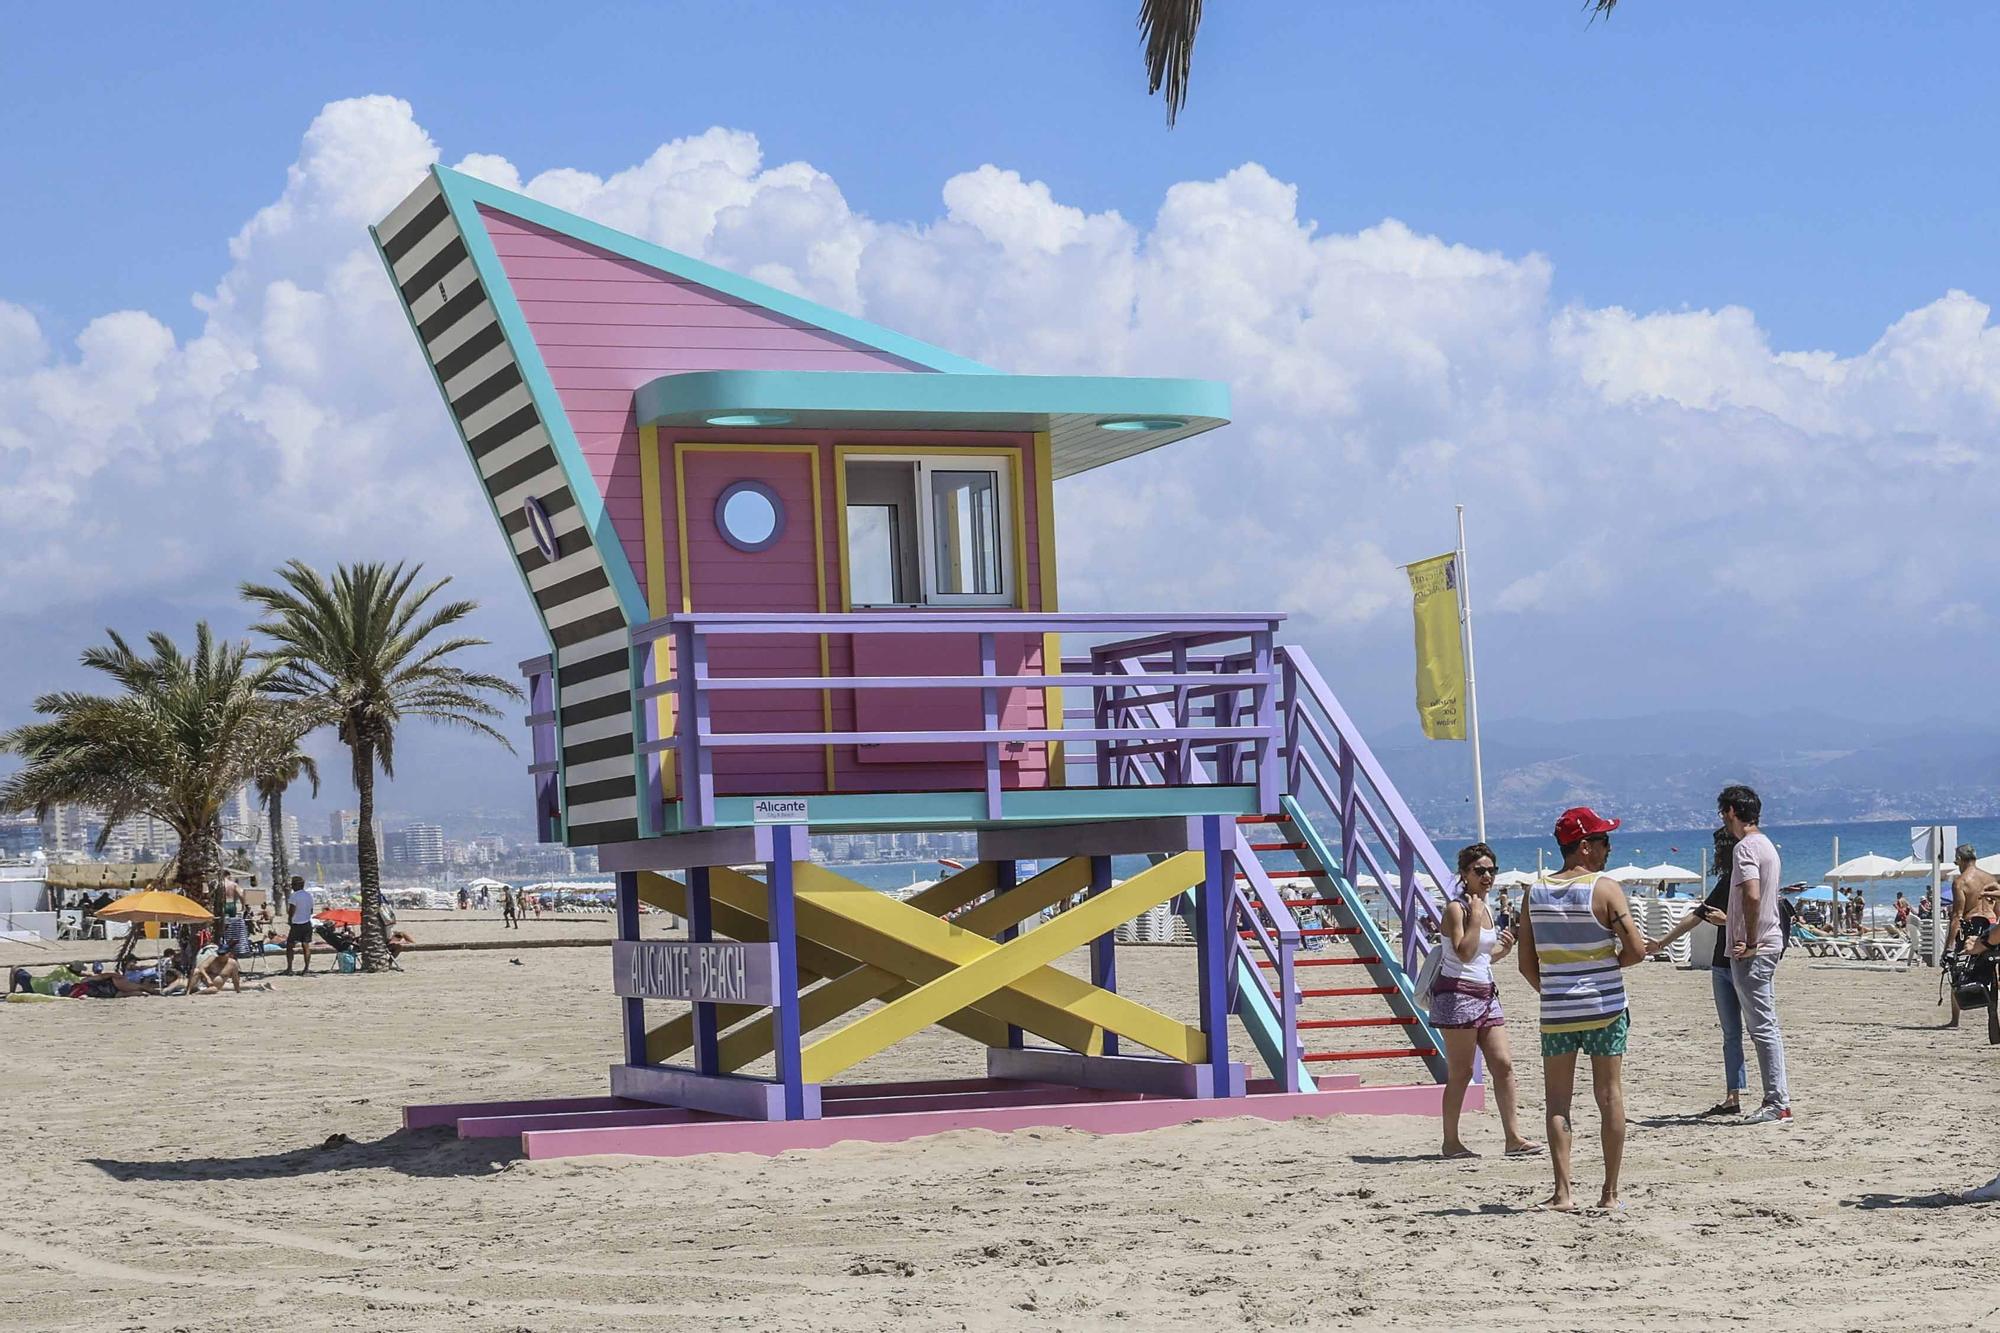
844;452;1015;609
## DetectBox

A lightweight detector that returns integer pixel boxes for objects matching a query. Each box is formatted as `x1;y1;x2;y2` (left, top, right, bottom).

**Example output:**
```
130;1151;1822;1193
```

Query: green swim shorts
1540;1010;1630;1058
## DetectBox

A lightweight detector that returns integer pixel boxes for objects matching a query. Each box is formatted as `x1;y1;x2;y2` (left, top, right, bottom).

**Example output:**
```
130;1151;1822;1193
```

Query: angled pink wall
480;205;923;603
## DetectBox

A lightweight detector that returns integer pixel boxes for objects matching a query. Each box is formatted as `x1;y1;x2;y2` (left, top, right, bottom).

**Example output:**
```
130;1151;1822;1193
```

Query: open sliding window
844;455;1013;608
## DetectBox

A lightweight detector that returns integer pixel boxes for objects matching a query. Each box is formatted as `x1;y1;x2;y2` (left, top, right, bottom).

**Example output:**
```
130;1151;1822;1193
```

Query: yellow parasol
96;890;214;924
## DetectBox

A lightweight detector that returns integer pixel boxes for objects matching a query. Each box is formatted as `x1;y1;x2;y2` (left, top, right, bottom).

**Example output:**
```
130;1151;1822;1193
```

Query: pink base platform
404;1076;1479;1160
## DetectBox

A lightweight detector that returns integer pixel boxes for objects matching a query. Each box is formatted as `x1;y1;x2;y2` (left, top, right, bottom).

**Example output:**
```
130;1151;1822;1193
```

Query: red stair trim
1303;1048;1437;1062
1297;985;1397;998
1257;956;1380;968
1298;1016;1419;1030
1246;842;1308;853
1281;897;1345;909
1238;926;1359;940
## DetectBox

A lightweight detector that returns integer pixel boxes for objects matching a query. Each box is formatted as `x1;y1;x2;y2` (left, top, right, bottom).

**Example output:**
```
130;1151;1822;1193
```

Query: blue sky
4;2;1999;825
12;2;1999;352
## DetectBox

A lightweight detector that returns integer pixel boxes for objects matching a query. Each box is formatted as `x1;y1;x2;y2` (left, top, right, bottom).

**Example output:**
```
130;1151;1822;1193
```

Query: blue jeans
1709;964;1748;1094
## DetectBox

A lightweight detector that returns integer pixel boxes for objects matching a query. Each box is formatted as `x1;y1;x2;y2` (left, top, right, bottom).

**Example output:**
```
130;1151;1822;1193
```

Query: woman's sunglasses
1467;865;1497;877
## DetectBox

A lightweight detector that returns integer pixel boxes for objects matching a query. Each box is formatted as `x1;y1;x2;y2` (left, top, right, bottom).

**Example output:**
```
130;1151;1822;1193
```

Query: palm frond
1139;0;1202;126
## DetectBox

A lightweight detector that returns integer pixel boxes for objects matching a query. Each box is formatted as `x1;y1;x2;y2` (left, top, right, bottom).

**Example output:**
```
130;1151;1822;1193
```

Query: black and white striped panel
375;174;639;847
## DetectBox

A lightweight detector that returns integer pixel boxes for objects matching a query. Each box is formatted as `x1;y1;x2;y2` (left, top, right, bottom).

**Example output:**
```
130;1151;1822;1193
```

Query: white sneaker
1964;1174;2000;1203
1742;1103;1793;1125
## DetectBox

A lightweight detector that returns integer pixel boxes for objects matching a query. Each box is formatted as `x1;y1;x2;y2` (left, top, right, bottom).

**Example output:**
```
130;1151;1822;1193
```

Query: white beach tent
1493;870;1538;888
1606;865;1656;884
1639;863;1702;884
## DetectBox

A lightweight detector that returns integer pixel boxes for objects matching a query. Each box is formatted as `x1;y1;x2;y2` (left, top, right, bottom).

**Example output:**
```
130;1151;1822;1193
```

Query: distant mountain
1373;708;2000;839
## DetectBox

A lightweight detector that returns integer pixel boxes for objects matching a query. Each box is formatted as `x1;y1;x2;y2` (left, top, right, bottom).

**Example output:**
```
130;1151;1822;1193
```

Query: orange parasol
96;890;214;924
315;908;362;927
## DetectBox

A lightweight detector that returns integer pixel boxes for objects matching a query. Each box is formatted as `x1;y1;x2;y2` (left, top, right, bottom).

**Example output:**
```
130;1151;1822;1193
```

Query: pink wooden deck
405;1076;1477;1161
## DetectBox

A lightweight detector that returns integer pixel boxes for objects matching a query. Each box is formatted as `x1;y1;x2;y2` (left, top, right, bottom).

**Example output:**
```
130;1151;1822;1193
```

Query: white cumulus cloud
4;96;1998;730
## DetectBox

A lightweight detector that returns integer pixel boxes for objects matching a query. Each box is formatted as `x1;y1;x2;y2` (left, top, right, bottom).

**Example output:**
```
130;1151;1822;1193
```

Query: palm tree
241;561;521;971
0;625;301;960
253;740;320;913
1139;0;1620;124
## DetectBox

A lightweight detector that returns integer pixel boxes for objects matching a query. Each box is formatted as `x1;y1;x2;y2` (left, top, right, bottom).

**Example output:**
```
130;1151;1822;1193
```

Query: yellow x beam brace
796;852;1207;1082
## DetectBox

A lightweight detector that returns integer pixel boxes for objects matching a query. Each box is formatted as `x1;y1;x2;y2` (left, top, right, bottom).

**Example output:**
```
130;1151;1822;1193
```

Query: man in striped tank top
1517;806;1648;1211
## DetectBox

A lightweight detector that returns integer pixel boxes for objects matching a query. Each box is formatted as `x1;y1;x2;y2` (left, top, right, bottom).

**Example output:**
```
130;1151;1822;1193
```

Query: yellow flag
1407;553;1465;741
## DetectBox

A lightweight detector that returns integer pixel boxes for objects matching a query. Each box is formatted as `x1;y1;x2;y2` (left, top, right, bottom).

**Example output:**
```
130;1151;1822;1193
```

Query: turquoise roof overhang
634;370;1230;479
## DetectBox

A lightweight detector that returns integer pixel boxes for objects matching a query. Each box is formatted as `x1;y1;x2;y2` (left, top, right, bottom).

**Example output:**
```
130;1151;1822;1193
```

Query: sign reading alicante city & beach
611;940;780;1004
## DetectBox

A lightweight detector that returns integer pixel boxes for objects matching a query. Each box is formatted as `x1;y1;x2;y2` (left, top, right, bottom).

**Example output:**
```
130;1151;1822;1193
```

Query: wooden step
1297;985;1397;998
1246;842;1308;853
1281;897;1345;909
1235;813;1292;825
1303;1048;1437;1062
1237;926;1360;940
1297;1016;1419;1030
1257;956;1380;968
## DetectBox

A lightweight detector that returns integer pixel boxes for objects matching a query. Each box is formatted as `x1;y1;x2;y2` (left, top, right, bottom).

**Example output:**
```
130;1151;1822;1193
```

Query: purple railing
1087;654;1304;1088
625;611;1285;831
1278;647;1452;975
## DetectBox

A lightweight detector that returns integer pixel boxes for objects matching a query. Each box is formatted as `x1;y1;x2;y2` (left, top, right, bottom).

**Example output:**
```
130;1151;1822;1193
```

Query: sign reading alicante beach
612;940;779;1004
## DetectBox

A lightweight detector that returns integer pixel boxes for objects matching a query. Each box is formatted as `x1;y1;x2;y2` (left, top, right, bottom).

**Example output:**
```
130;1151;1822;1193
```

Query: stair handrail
1103;655;1307;1090
1278;647;1454;973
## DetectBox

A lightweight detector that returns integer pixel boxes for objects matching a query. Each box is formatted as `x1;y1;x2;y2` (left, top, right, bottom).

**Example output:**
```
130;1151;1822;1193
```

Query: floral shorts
1429;976;1504;1030
1540;1010;1630;1058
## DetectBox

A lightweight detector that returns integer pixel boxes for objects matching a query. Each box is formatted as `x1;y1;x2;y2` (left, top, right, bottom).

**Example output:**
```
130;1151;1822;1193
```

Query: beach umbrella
1606;865;1654;884
1826;853;1904;880
315;907;363;927
96;890;213;924
1639;863;1701;884
1494;870;1537;888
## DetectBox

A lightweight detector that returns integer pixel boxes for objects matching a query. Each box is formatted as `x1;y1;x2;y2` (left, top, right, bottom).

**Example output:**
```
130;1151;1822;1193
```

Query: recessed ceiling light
705;411;793;427
1098;417;1187;432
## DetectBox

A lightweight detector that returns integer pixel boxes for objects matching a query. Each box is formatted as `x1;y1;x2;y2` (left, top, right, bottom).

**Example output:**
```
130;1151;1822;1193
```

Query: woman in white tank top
1432;843;1539;1159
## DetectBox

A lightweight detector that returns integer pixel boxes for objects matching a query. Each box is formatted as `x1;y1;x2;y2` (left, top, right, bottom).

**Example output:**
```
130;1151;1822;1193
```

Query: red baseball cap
1554;806;1621;844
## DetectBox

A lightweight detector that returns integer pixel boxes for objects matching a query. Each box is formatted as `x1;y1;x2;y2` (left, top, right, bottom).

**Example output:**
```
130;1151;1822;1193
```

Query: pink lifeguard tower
375;167;1474;1158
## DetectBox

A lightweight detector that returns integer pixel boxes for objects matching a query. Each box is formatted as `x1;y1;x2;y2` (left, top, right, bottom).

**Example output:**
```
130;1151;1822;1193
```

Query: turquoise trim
433;167;650;627
1283;794;1447;1080
660;784;1258;833
432;166;994;376
636;369;1230;433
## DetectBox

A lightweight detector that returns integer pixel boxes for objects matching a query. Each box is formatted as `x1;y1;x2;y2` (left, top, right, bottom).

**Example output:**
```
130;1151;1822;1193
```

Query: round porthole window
715;480;784;553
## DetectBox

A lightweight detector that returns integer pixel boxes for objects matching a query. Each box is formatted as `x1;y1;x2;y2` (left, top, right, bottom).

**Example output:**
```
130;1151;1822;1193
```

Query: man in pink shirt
1720;784;1791;1125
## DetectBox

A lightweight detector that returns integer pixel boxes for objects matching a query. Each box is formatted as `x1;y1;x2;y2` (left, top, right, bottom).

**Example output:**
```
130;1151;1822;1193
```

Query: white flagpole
1456;504;1487;844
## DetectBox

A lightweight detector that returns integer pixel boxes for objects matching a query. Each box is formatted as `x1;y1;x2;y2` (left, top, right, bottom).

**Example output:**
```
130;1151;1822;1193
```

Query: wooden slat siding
376;177;641;846
529;306;834;333
482;206;925;594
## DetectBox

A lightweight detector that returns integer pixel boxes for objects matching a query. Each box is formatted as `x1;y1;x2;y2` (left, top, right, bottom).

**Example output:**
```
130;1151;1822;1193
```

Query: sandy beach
1;938;1990;1332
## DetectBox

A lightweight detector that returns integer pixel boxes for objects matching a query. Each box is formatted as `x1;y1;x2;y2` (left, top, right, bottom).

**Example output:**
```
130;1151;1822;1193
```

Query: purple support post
1278;926;1300;1094
615;871;646;1067
1087;855;1119;1057
1093;649;1111;790
1171;637;1190;785
1196;815;1235;1097
1336;740;1359;886
1252;627;1279;816
671;622;699;827
766;824;807;1119
1281;654;1301;801
637;640;662;835
979;631;1002;820
993;859;1023;1049
687;866;720;1075
1397;835;1419;975
688;628;716;828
